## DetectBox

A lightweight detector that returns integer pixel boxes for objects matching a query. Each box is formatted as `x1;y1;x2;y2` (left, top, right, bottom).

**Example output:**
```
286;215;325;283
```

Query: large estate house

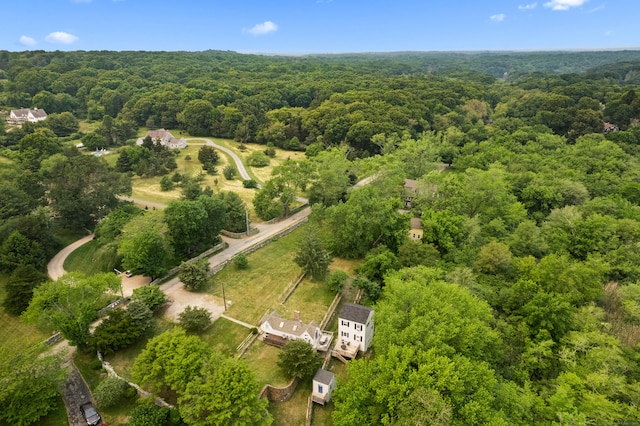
136;129;187;149
9;108;48;123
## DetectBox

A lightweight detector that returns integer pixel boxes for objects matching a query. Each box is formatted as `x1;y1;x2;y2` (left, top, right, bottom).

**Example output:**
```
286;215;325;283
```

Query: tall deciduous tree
22;272;120;347
179;355;272;426
277;340;322;380
2;264;47;316
132;328;211;394
41;153;131;228
178;99;214;136
119;230;170;280
0;346;66;426
324;185;408;258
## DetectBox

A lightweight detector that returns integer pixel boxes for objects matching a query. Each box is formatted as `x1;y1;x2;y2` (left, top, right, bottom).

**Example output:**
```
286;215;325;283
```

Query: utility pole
245;207;250;236
221;281;227;311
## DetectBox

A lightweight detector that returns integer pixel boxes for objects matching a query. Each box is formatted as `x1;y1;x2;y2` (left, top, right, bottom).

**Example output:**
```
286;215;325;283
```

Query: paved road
61;359;98;426
47;234;95;281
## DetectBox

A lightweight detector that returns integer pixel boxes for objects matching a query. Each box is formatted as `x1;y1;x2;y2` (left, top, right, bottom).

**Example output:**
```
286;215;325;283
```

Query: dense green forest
3;49;640;425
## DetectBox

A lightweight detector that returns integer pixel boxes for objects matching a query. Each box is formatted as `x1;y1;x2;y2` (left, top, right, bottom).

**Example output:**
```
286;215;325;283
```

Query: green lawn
281;277;336;326
63;239;114;276
242;341;289;387
209;226;304;325
199;316;252;357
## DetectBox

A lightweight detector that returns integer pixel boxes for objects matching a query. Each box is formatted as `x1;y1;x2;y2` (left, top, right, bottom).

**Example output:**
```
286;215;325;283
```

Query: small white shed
312;369;336;405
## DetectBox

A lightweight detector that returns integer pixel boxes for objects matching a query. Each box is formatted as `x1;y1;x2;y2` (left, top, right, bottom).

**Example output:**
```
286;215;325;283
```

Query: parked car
80;402;101;426
125;270;132;277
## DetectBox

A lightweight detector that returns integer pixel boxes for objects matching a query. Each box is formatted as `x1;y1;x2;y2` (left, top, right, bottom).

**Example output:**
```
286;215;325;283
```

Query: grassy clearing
281;277;336;325
242;341;289;387
63;239;114;276
0;274;47;355
79;121;100;133
104;317;175;381
209;227;303;325
268;378;313;426
199;316;251;357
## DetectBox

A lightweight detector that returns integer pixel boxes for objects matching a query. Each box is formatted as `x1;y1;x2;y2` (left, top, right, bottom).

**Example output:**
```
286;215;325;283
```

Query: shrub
264;143;276;158
247;151;270;167
223;164;237;180
184;155;191;161
233;253;248;270
90;359;103;370
178;306;212;332
242;179;258;188
159;175;173;191
94;377;130;409
326;270;349;293
277;340;322;380
129;403;169;426
131;285;166;311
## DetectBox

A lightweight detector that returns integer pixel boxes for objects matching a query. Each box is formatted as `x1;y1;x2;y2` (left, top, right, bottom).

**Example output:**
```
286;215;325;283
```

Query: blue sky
2;0;639;53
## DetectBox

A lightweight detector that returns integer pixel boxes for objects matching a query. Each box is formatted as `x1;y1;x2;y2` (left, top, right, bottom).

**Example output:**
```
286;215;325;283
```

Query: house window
318;385;323;394
356;335;363;342
355;324;363;331
341;320;350;327
341;331;349;338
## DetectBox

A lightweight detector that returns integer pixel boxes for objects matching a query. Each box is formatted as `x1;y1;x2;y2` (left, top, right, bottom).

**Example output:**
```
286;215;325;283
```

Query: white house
336;303;374;356
136;129;186;149
9;108;48;123
260;311;332;351
312;369;336;405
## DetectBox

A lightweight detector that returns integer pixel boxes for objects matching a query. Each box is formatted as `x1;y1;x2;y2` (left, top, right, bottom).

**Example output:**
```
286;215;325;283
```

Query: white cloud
45;32;79;44
245;21;278;36
490;13;506;22
518;2;538;10
19;35;37;46
544;0;588;11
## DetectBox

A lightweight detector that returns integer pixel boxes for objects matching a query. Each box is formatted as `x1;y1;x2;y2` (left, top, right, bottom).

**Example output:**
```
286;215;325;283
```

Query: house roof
30;108;47;119
410;217;423;229
404;179;417;191
314;369;335;385
10;108;30;118
339;303;373;324
261;311;319;337
147;129;170;140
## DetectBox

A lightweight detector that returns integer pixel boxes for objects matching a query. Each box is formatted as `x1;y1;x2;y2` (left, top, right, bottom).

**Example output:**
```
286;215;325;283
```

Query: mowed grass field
208;226;304;325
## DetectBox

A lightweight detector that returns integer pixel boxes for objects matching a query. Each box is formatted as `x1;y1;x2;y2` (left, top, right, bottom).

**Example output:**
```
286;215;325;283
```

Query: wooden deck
332;340;359;360
263;333;288;348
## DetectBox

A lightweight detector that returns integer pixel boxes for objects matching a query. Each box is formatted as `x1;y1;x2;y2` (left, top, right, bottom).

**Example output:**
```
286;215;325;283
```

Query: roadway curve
186;138;253;181
47;234;95;280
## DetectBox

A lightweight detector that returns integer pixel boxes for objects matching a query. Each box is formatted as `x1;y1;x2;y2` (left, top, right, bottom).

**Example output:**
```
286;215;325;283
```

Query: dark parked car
80;402;101;426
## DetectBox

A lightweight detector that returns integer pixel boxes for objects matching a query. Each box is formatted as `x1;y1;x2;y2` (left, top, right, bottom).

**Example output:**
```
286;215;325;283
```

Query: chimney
293;310;300;321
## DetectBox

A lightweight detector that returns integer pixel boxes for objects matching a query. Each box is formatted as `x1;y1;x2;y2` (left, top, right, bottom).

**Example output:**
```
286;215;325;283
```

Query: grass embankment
63;239;114;276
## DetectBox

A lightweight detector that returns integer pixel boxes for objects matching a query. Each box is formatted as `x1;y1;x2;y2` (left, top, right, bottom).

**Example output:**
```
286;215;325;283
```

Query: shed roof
339;303;373;324
313;369;335;385
410;217;423;229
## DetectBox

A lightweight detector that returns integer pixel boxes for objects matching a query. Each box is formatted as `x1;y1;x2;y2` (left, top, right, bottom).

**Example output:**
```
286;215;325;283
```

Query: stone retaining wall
221;227;259;239
259;377;299;402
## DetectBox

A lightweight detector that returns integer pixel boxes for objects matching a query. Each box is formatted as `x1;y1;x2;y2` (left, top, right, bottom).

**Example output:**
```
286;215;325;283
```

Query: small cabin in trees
260;311;332;351
9;108;47;123
403;179;418;209
604;122;620;134
312;369;336;405
136;129;186;149
409;217;423;241
333;303;374;359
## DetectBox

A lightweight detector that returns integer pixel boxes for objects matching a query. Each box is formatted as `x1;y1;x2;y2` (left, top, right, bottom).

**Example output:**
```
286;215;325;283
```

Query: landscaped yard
242;341;290;388
208;226;304;325
268;378;314;426
199;316;252;357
